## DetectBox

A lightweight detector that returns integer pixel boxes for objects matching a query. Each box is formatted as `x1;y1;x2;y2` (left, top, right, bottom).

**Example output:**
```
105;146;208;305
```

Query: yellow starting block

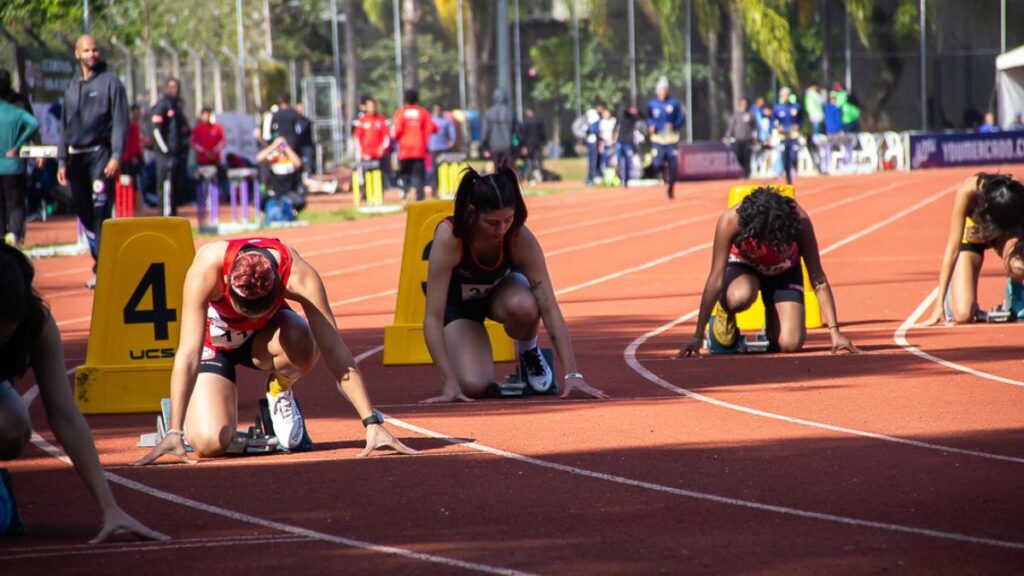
352;161;384;210
436;153;469;199
74;217;195;413
718;184;822;331
383;200;515;365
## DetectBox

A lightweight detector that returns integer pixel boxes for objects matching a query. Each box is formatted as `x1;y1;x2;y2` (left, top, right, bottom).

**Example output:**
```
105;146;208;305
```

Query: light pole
514;0;523;122
393;0;403;107
685;0;693;142
628;0;637;106
572;0;582;119
235;0;247;114
919;0;926;131
457;0;466;111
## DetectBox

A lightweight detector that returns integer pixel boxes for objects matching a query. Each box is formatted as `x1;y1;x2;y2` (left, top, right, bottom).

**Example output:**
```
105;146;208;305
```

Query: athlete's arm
420;225;472;403
31;313;168;542
512;227;609;399
135;243;222;465
797;207;860;354
677;209;739;358
922;176;977;326
286;249;416;456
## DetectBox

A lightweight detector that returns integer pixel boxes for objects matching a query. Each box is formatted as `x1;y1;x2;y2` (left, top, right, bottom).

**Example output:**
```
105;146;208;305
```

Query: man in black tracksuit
57;35;129;288
150;78;191;216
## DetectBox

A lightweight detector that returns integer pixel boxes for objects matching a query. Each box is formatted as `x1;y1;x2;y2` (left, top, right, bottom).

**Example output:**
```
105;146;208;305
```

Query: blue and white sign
909;130;1024;169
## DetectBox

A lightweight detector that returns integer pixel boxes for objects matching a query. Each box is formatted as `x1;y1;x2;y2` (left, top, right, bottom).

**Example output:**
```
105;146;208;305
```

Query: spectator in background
1010;113;1024;131
120;104;144;208
427;104;457;194
293;103;315;175
392;89;436;202
354;96;389;164
269;93;301;150
191;108;225;168
482;87;516;170
520;107;547;185
724;97;757;179
0;98;38;246
979;112;1000;133
824;93;843;136
647;76;685;199
773;86;801;184
149;78;191;216
831;82;861;133
256;136;306;214
804;82;825;134
582;104;603;185
597;106;618;182
616;104;640;187
58;35;129;289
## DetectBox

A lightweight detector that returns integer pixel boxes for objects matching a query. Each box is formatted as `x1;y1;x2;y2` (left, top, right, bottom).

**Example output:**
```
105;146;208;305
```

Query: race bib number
461;283;496;301
206;307;252;349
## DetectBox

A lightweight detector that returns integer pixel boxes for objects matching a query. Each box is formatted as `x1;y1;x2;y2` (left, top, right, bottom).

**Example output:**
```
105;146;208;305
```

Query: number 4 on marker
123;263;178;340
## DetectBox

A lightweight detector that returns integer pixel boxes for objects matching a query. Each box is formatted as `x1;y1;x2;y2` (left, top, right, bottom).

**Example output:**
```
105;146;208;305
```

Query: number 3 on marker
123;263;178;340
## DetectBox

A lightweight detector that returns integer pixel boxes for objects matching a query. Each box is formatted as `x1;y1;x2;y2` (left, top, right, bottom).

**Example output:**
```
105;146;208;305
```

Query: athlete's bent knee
187;428;233;458
279;323;319;373
776;334;805;354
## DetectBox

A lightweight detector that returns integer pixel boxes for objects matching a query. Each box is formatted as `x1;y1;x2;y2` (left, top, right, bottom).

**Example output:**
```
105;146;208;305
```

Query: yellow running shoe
711;305;738;348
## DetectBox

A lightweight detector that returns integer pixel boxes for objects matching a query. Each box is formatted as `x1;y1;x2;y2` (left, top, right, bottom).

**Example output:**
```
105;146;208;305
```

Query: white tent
997;45;1024;128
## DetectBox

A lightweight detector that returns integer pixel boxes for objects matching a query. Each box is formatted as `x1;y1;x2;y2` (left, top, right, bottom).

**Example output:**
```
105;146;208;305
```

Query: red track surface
5;167;1024;574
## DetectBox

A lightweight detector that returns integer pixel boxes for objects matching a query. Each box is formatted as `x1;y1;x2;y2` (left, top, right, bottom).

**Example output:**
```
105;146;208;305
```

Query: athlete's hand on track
917;306;946;327
133;433;196;466
561;375;610;399
358;424;418;458
674;335;703;358
830;333;862;355
419;390;475;404
90;507;169;544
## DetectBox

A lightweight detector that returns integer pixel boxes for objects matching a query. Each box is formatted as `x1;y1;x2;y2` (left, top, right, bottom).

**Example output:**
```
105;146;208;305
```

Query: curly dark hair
969;172;1024;243
734;187;801;253
0;245;49;381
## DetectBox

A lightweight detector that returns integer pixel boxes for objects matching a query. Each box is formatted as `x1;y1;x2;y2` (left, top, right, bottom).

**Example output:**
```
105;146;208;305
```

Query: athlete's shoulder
194;241;229;266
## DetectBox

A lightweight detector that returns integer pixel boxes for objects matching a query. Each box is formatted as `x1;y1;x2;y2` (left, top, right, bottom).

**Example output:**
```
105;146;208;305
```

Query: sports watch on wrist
362;410;384;427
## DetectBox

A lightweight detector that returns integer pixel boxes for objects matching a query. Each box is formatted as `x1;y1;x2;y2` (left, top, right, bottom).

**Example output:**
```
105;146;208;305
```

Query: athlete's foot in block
520;347;554;393
712;307;738;348
267;388;305;449
85;274;97;289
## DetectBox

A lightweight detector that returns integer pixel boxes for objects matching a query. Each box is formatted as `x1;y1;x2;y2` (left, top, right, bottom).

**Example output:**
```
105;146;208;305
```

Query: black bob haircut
735;186;801;253
451;165;528;239
970;172;1024;242
0;244;48;381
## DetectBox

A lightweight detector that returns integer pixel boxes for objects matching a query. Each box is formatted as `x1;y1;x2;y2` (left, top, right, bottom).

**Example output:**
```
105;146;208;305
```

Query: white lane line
0;535;312;561
623;184;1024;464
55;314;92;328
19;386;535;576
320;258;400;279
329;289;397;310
381;415;1024;551
895;289;1024;388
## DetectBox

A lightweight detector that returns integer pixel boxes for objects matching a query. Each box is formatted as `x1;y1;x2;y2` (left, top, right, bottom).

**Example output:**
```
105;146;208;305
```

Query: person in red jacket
353;96;389;162
191;108;226;167
392;89;436;202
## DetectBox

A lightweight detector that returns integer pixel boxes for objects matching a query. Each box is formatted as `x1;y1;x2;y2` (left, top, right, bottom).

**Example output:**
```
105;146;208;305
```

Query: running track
5;166;1024;574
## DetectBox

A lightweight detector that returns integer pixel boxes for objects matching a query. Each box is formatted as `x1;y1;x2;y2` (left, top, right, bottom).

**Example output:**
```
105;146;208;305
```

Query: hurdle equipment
74;217;195;413
435;152;469;199
195;165;220;234
383;200;515;365
137;398;292;455
724;185;822;331
222;167;261;233
114;174;136;218
352;160;390;213
487;348;557;397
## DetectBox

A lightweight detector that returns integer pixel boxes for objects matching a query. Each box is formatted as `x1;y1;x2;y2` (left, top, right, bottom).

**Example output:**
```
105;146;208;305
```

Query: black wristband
362;410;384;427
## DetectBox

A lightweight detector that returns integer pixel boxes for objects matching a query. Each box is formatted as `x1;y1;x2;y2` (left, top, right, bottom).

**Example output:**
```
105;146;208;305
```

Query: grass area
465;157;588;183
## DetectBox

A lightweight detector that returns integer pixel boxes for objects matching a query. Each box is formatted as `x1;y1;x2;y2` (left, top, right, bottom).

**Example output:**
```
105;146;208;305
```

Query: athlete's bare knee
950;303;977;324
0;406;30;461
504;291;539;325
460;375;492;398
776;333;805;354
187;428;233;458
279;325;318;372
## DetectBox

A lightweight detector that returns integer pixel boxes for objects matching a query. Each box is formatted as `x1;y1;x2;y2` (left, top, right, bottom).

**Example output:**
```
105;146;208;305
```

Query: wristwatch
362;410;384;427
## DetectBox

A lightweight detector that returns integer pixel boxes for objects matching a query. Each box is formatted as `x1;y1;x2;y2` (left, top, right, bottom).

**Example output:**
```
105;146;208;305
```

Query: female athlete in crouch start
677;187;860;357
920;173;1024;325
421;166;609;402
136;237;414;463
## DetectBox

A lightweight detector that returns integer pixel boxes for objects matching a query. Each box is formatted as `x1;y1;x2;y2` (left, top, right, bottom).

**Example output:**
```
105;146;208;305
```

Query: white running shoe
266;388;305;449
519;347;554;393
85;275;97;289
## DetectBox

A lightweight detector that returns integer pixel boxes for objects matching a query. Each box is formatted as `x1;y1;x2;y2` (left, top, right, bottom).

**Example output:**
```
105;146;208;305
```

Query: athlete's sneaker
266;387;305;450
711;305;738;348
519;347;554;393
1007;279;1024;319
0;468;25;535
85;275;97;290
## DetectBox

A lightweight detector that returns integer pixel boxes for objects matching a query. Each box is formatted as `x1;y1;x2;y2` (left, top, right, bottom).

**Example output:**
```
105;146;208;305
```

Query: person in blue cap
647;76;685;199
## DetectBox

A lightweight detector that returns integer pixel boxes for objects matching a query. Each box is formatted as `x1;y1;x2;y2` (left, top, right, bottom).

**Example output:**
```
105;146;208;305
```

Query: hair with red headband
228;251;280;316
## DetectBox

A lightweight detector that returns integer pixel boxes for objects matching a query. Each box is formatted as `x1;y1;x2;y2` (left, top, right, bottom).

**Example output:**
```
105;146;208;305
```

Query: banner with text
676;141;744;181
909;130;1024;170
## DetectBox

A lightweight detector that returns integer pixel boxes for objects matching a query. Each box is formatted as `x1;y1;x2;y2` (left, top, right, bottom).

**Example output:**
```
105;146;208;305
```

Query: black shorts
725;262;805;305
444;296;493;326
959;242;988;255
198;337;260;383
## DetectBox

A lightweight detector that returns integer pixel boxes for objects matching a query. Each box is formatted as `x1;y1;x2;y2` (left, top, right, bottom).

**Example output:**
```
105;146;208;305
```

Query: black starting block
138;397;312;455
983;304;1014;323
487;348;558;398
704;317;770;355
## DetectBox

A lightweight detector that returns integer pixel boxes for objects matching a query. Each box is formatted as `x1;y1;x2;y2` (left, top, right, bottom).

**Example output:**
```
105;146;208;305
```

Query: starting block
704;317;771;355
487;348;557;398
138;397;312;455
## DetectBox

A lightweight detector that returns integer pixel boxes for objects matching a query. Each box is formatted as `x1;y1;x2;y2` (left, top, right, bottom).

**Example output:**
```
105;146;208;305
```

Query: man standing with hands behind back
57;35;128;289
